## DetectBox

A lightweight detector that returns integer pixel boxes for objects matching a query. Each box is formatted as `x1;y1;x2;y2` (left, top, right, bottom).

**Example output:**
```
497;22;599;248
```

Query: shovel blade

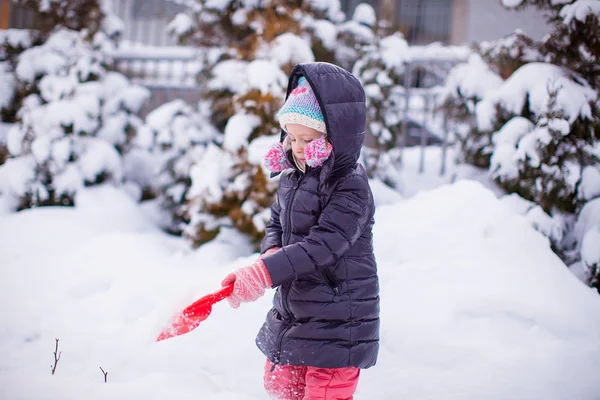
156;309;212;342
155;283;234;342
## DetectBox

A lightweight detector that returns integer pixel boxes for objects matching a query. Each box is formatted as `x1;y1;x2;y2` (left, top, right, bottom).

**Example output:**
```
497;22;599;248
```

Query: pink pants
264;359;360;400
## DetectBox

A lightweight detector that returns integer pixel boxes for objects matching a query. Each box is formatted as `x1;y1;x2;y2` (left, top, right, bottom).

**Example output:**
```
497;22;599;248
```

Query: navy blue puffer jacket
257;63;380;369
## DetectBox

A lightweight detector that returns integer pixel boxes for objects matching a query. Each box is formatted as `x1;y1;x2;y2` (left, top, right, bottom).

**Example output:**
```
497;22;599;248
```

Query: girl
222;62;380;400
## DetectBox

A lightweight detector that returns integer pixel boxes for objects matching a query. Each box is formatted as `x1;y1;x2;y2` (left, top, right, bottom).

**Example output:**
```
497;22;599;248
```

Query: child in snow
221;62;380;400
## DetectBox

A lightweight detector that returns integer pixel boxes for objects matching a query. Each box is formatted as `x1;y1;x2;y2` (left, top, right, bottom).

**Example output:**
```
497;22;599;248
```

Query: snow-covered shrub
439;31;541;168
182;59;287;245
128;100;218;233
439;53;504;168
443;1;600;288
355;30;469;183
478;30;543;80
164;0;345;246
1;0;123;125
0;28;149;210
485;64;598;213
503;0;600;89
334;3;377;71
354;33;410;152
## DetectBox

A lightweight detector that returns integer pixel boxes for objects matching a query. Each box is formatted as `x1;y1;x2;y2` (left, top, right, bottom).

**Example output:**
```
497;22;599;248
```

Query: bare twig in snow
99;367;108;383
51;338;61;375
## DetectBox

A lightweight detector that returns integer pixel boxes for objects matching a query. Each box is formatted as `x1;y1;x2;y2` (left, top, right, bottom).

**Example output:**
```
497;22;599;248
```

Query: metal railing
111;52;464;176
111;48;203;116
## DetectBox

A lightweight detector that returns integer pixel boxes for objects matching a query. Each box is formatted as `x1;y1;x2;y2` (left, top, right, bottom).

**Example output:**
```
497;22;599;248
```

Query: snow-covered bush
164;0;345;246
354;33;409;153
0;28;149;211
443;0;600;288
127;100;218;233
0;29;42;124
181;59;287;245
334;3;377;71
355;31;469;183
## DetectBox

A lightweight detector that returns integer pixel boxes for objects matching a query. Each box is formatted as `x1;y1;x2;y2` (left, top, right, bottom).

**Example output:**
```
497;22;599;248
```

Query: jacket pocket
321;269;341;302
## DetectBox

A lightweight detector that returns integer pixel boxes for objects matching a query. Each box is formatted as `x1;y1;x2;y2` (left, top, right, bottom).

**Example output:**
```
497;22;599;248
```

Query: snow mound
1;181;599;399
372;179;600;400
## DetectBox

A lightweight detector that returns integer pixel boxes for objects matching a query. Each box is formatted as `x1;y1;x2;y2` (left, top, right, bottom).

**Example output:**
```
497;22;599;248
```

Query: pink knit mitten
221;259;272;309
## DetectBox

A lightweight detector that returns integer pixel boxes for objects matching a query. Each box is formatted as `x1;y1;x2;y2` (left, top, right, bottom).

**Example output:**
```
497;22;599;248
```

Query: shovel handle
210;283;234;302
184;283;234;314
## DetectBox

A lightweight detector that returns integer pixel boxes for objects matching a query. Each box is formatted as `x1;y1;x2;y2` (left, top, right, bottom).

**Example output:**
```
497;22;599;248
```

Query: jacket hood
279;62;367;174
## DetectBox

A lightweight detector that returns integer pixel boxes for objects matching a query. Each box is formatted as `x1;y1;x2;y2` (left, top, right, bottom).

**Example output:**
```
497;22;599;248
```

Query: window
396;0;453;44
132;0;187;20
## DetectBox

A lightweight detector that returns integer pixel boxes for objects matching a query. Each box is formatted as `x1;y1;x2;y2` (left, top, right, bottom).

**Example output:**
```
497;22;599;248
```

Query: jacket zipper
273;173;303;371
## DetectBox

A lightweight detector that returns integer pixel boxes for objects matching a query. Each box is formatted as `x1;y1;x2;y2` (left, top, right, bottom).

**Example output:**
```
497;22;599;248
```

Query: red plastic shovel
156;283;234;342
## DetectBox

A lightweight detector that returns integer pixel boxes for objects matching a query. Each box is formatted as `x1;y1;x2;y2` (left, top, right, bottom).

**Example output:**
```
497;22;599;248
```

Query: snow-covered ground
1;178;600;400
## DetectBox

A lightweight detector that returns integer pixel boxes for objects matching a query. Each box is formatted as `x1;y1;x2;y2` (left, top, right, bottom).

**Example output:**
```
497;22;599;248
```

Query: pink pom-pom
305;137;332;168
263;142;292;173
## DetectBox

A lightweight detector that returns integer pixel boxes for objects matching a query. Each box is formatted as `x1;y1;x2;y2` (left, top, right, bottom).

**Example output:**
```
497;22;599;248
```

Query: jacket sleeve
260;194;283;254
262;174;371;287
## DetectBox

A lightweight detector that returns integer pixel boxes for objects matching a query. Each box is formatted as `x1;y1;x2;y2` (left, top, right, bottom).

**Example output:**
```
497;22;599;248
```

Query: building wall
107;0;185;46
455;0;552;45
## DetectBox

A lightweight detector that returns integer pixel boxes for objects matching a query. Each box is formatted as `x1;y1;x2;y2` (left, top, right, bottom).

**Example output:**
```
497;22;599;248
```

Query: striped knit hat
276;77;326;134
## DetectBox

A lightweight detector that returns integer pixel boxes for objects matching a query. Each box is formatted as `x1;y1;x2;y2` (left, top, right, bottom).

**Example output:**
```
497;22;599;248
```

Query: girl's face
285;124;323;168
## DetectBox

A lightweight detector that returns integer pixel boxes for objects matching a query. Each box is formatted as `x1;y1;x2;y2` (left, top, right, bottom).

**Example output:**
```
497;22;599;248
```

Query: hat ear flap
263;142;292;173
305;137;332;168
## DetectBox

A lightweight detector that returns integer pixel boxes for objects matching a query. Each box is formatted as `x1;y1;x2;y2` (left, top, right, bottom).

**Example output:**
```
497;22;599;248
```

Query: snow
223;113;262;152
560;0;600;25
0;29;33;48
187;143;235;203
514;126;551;168
308;0;345;22
309;19;338;50
502;0;524;7
525;205;566;243
581;226;600;270
352;3;376;27
78;137;124;183
166;13;195;37
146;99;192;132
0;155;36;200
481;63;597;126
123;148;157;190
1;180;600;399
246;59;288;94
270;33;315;67
579;166;600;200
0;62;15;110
499;192;535;215
0;122;12;145
247;134;280;166
121;86;152;114
368;178;404;206
479;31;543;64
547;117;570;135
490;116;535;180
206;0;234;11
337;19;375;45
16;29;90;83
441;54;504;103
571;198;600;256
144;99;214;153
209;60;249;94
101;13;125;38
